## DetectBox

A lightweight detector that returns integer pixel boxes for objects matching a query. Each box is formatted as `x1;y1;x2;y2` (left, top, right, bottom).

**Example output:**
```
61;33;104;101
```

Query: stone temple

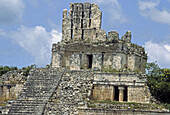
1;2;169;115
51;2;149;103
51;3;146;72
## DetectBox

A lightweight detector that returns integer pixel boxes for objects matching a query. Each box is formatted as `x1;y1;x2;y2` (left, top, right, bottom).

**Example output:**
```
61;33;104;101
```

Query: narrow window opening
89;11;91;18
82;29;84;40
101;53;104;69
87;54;93;69
71;19;73;28
82;11;84;18
89;19;91;28
114;86;119;101
71;29;73;39
123;86;128;101
81;19;83;28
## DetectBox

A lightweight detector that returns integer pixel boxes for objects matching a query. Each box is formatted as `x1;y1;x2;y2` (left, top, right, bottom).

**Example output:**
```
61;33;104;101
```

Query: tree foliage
22;64;37;76
0;66;18;76
0;64;37;77
145;62;170;104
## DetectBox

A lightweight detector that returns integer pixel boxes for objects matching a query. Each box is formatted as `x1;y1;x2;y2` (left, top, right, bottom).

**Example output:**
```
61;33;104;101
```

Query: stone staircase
7;68;65;115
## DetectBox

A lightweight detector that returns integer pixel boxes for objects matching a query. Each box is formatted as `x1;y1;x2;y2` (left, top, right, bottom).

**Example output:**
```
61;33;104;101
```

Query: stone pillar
3;86;10;99
111;86;115;101
118;86;125;102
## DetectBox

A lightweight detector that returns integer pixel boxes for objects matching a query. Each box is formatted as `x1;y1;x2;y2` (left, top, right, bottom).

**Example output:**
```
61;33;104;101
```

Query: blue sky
0;0;170;68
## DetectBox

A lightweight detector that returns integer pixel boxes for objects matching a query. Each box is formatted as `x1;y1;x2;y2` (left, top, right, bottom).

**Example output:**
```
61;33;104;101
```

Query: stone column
3;86;10;99
111;86;115;101
118;86;125;102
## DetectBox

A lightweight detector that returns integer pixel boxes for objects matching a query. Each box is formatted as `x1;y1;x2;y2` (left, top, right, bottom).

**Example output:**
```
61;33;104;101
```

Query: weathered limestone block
128;86;150;103
14;84;24;98
73;28;82;40
91;3;101;29
63;9;67;18
84;2;91;9
3;86;10;99
62;18;71;41
121;31;131;43
70;53;81;70
112;55;122;70
92;85;114;101
83;29;94;41
51;52;62;68
128;55;135;71
95;29;107;42
92;54;103;70
103;53;112;69
108;31;119;41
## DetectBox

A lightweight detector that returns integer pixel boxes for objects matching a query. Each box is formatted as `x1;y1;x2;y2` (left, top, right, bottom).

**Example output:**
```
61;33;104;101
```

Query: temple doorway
87;54;93;69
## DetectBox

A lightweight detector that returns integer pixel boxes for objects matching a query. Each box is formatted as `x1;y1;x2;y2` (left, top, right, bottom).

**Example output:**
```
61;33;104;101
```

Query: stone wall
51;42;147;73
0;84;23;99
44;70;94;114
92;85;114;101
92;72;151;103
0;70;27;99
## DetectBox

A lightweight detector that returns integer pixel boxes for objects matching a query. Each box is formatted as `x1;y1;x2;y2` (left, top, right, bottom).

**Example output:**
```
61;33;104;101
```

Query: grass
101;68;119;73
0;96;16;107
87;100;167;110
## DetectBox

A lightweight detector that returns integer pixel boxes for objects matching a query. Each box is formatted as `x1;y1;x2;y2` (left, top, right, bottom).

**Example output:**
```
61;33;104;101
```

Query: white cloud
138;0;170;24
164;45;170;52
0;0;25;25
144;41;170;68
92;0;127;23
2;26;62;67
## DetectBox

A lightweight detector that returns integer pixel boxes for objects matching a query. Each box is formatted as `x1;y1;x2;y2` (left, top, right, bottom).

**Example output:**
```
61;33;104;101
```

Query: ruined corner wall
0;70;26;99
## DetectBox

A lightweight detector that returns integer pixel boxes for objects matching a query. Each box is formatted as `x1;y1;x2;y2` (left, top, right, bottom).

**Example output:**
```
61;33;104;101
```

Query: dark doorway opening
123;86;128;101
87;54;93;69
114;86;119;101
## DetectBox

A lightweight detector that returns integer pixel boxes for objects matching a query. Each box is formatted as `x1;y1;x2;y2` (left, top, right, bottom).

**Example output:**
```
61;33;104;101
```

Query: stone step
8;68;65;114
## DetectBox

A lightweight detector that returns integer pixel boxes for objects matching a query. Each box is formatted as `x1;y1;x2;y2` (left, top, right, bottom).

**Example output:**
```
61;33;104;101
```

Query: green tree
145;62;170;104
22;64;37;76
0;66;18;76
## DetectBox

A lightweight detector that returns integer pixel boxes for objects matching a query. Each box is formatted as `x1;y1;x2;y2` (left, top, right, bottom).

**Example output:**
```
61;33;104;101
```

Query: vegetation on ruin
0;96;16;107
145;62;170;109
102;68;119;73
88;100;167;111
0;66;18;76
0;64;36;77
22;64;37;76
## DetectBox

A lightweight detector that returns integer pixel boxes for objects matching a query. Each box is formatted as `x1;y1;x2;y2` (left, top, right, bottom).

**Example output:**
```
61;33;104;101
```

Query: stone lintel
118;86;125;90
